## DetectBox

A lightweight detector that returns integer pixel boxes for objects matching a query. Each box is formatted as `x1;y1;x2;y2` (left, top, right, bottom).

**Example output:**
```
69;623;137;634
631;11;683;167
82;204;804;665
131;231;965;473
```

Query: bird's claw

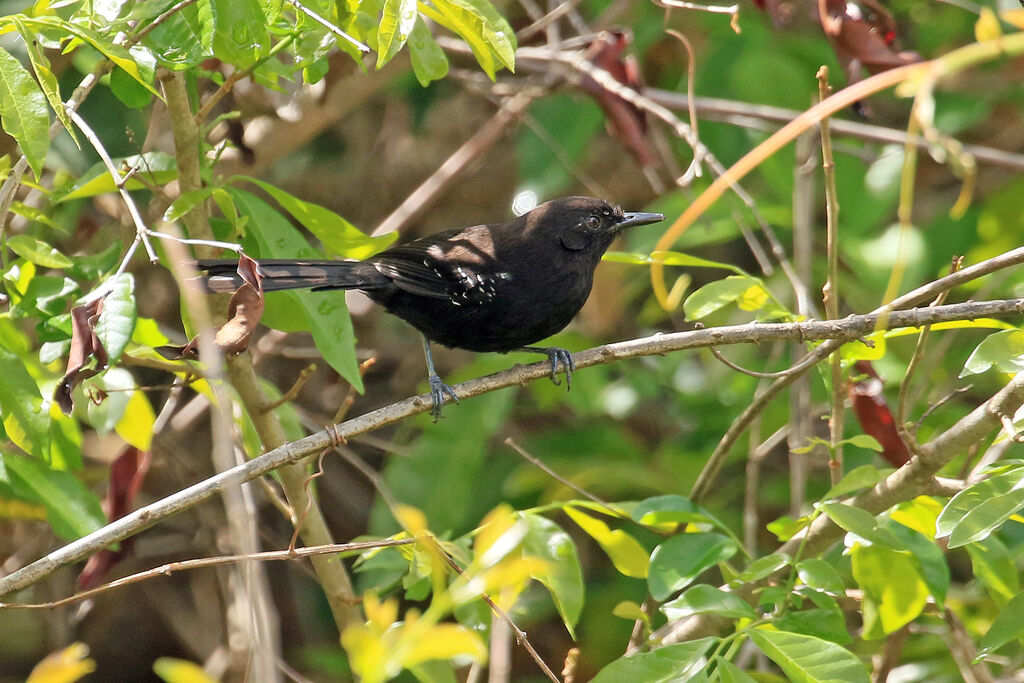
545;348;575;391
428;373;459;421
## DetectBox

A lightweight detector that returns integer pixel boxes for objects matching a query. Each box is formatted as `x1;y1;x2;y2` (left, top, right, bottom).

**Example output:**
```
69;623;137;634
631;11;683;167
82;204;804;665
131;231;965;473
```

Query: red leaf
54;299;109;415
848;361;911;467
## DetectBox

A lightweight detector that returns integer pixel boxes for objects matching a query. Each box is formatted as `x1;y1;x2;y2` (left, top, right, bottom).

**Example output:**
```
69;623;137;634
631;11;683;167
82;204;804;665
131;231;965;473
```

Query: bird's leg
422;336;458;421
518;346;575;390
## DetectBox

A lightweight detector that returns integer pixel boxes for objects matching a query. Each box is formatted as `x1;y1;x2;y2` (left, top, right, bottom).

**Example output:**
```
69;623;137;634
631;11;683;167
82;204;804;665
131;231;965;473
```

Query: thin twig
262;364;317;413
504;438;618;513
373;90;537;237
0;539;414;610
654;0;738;13
818;66;843;485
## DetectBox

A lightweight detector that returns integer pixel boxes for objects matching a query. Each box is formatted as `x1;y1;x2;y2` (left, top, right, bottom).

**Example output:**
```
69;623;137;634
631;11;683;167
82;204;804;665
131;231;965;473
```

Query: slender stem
817;67;844;485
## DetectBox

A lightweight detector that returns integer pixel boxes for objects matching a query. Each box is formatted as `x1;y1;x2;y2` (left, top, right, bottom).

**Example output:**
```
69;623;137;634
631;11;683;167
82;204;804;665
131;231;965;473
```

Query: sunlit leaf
661;584;755;621
591;639;717;683
960;329;1024;377
153;657;218;683
408;15;448;85
0;46;49;178
796;559;845;596
647;533;737;601
7;235;73;269
114;389;155;451
0;346;50;457
852;543;928;637
564;505;648;578
937;466;1024;547
748;628;869;683
378;0;418;67
26;643;96;683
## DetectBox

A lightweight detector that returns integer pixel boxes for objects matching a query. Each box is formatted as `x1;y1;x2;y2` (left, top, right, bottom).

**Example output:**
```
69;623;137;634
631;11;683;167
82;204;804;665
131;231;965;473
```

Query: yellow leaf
474;503;525;566
1001;9;1024;29
396;504;429;535
402;624;487;668
975;7;1002;41
152;658;218;683
737;283;769;311
564;506;649;578
341;623;391;683
115;389;155;451
27;643;96;683
363;592;399;631
890;496;942;540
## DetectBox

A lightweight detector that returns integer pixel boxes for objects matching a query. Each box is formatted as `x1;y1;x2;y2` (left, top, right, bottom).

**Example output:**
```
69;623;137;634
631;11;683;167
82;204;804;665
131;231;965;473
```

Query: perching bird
195;196;664;418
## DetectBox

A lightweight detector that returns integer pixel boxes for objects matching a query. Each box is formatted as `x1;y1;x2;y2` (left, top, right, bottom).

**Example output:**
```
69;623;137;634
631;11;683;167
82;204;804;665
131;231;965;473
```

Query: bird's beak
616;211;664;230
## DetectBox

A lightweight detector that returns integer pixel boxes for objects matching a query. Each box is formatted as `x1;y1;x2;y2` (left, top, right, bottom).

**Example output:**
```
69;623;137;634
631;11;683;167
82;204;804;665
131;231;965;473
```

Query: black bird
196;196;664;418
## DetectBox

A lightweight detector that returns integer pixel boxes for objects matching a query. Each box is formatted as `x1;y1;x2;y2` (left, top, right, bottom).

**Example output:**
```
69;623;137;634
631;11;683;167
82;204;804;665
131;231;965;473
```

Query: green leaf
979;591;1024;656
775;606;852;645
936;466;1024;548
0;453;105;540
714;658;758;683
661;585;756;621
520;513;584;639
851;544;928;636
796;559;845;595
631;494;719;529
886;521;949;605
0;46;49;178
24;16;159;96
822;464;893;500
967;535;1019;602
734;553;790;583
604;250;747;276
6;235;73;269
378;0;418;67
844;434;883;452
747;628;869;683
233;176;396;258
591;639;718;683
408;15;449;85
0;347;50;457
211;0;270;67
229;189;363;390
683;275;770;320
58;152;178;202
960;329;1024;377
563;505;648;578
110;47;157;108
95;273;137;364
611;600;646;622
12;16;76;143
767;515;810;541
85;368;135;435
647;533;737;601
141;0;215;68
419;0;499;79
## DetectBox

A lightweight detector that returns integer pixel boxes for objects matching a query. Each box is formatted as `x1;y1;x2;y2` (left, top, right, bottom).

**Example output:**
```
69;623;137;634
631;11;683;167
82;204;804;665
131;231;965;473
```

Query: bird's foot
544;347;575;390
428;373;459;421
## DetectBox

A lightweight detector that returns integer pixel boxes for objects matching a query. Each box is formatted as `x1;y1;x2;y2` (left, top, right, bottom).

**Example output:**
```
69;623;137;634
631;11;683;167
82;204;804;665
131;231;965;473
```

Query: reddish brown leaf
77;445;151;589
157;256;265;360
848;361;912;467
817;0;921;95
579;30;657;168
54;299;109;415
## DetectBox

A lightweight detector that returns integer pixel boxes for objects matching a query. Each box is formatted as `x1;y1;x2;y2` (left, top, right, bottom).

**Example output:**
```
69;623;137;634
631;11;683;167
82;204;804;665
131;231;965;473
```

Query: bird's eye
585;215;601;229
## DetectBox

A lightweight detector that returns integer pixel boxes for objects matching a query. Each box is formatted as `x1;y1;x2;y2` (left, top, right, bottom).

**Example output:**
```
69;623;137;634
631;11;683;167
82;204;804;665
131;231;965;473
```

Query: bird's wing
371;226;511;305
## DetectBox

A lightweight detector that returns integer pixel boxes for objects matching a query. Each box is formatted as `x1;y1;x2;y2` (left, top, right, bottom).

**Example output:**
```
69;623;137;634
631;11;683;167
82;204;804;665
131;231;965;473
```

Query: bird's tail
193;259;388;293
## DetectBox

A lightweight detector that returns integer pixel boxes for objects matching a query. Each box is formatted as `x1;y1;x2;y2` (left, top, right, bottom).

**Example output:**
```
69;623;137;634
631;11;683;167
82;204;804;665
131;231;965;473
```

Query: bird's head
526;196;664;255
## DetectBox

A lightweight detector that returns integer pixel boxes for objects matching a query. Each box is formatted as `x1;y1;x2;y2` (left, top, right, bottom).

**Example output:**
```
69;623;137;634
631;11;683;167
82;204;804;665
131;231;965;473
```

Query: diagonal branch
1;297;1022;598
